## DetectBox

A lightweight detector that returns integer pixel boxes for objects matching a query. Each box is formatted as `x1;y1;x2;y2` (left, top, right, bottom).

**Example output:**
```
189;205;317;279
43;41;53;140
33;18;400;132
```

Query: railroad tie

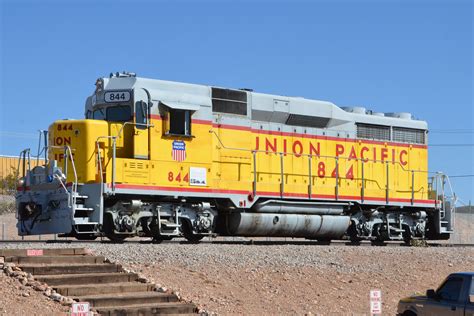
1;248;197;316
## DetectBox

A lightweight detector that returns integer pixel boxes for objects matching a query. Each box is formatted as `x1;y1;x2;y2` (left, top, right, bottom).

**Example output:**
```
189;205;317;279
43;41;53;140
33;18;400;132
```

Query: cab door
133;88;151;159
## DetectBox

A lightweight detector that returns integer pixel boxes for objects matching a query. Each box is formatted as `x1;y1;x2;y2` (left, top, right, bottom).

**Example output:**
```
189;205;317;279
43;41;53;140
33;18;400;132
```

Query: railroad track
2;238;473;247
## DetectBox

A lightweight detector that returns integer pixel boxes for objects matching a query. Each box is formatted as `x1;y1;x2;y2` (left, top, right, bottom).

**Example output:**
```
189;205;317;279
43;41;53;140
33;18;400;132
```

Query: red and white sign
26;249;43;256
71;302;90;316
370;289;382;315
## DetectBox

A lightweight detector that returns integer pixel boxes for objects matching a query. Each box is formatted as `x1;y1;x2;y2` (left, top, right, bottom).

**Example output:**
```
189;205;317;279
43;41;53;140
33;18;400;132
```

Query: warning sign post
370;289;382;315
71;302;90;316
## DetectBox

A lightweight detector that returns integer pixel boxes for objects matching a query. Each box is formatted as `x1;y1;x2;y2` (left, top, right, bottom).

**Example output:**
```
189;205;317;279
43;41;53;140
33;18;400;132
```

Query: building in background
0;155;45;194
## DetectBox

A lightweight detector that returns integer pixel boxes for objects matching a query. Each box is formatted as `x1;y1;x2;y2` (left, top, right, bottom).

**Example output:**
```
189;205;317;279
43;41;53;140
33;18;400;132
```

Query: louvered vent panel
357;124;390;141
212;88;247;115
393;127;425;144
285;114;330;128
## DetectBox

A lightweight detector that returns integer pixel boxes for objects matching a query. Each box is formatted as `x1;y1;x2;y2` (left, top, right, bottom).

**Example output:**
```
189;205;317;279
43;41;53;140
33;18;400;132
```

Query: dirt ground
128;247;474;315
0;269;68;315
0;208;473;315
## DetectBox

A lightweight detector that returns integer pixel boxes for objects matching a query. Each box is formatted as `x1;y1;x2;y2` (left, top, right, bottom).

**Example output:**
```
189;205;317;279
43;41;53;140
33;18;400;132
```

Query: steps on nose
0;248;198;315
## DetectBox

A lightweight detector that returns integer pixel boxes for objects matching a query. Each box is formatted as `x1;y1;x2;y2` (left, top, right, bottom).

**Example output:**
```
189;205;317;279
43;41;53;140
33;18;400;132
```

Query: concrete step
35;272;138;286
5;255;105;264
95;302;197;316
0;248;88;257
55;282;154;296
19;263;122;275
80;291;178;308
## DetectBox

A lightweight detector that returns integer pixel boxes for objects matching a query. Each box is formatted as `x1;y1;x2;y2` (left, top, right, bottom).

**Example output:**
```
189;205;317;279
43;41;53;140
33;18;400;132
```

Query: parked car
397;272;474;315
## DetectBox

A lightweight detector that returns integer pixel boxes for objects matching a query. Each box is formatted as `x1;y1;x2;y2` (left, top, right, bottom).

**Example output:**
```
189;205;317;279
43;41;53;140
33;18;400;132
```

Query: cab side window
437;277;463;302
135;101;148;129
93;108;105;120
166;109;191;136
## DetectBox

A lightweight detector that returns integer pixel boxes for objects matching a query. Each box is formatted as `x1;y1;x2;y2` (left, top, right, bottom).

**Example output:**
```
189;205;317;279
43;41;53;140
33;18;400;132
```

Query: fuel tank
225;212;351;239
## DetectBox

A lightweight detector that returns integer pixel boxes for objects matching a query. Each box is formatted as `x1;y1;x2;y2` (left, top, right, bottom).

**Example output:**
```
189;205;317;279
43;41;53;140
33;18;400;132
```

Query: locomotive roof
86;74;428;131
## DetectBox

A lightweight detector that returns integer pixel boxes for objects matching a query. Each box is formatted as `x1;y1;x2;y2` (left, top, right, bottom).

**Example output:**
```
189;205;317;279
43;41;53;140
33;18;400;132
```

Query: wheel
402;311;417;316
181;220;205;243
347;221;362;243
75;234;97;241
403;227;412;245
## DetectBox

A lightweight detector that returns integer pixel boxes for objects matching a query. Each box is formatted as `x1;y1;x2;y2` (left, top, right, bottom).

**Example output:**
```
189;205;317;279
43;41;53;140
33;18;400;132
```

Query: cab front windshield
91;105;131;122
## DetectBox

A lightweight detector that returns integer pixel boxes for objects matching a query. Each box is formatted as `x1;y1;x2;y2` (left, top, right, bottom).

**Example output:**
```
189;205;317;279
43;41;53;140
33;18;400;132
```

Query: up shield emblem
172;140;186;162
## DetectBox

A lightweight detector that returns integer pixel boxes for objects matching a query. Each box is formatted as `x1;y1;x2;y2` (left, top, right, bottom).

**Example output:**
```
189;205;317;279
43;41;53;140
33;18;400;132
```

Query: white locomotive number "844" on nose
105;91;130;103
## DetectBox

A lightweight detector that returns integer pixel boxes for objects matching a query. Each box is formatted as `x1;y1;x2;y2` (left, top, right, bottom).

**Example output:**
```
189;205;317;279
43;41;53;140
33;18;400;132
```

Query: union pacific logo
254;136;409;166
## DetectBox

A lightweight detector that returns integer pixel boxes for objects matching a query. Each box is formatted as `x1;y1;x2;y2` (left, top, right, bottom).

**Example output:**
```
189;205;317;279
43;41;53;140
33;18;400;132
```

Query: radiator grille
212;88;247;116
393;127;425;144
356;124;390;141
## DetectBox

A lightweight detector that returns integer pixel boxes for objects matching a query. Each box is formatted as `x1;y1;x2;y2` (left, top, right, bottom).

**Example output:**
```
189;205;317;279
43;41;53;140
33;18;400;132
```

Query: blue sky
0;0;472;201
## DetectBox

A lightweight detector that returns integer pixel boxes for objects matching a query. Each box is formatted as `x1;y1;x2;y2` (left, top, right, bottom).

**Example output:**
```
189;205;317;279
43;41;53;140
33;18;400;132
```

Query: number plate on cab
104;91;131;103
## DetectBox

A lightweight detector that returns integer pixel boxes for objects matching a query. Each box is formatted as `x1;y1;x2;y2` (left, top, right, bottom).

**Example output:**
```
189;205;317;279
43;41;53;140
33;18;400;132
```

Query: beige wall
0;155;45;179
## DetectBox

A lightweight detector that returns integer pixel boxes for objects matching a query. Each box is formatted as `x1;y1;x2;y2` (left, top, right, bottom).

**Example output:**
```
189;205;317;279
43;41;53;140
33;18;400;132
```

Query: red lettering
54;137;71;146
345;165;354;180
265;138;277;153
381;148;388;162
309;142;320;157
317;162;325;178
373;147;377;162
255;137;260;150
348;146;357;160
283;139;288;156
336;144;345;157
360;147;369;162
392;148;396;164
400;150;408;166
331;166;339;178
292;140;303;157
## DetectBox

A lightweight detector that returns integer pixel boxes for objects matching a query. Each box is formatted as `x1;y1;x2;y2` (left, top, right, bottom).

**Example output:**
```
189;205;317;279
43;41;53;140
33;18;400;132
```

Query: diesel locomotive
16;72;455;242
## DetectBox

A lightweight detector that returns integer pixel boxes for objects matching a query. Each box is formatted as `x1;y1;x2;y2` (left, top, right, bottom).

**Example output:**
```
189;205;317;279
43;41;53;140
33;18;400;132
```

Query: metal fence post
308;155;312;199
280;153;284;198
361;160;365;203
335;157;339;200
386;161;390;204
252;151;257;196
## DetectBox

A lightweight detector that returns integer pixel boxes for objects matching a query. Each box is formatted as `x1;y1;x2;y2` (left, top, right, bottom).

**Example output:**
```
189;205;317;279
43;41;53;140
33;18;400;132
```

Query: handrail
62;145;78;207
95;121;154;194
210;129;432;174
48;145;78;206
116;122;154;140
210;129;437;201
16;149;31;192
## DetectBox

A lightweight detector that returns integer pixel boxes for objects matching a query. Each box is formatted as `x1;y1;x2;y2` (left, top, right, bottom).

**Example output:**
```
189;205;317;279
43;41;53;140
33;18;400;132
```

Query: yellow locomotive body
49;118;430;204
17;73;453;242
